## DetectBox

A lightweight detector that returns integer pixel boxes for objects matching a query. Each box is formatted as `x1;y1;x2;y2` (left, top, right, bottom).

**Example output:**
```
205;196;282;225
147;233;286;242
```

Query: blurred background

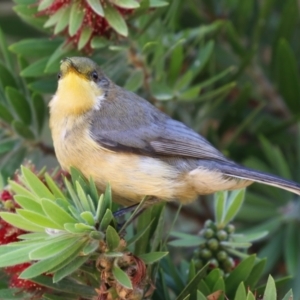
0;0;300;298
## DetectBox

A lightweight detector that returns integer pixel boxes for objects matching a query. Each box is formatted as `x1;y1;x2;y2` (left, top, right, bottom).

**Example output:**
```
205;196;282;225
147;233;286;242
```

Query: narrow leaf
21;166;55;200
106;225;120;251
139;252;168;264
0;211;44;232
103;4;128;36
112;265;133;289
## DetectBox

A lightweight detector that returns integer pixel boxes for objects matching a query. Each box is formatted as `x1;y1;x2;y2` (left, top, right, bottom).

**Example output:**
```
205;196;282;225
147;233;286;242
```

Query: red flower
37;0;136;51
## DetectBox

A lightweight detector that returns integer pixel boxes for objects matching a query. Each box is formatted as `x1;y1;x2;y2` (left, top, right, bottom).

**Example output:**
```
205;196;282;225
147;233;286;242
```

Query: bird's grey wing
89;86;228;162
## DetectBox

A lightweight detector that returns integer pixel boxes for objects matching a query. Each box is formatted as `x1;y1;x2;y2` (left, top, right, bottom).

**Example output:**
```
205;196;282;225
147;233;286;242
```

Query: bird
49;56;300;206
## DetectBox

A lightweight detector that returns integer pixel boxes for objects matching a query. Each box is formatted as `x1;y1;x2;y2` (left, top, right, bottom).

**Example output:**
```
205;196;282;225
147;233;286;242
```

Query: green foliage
1;0;300;299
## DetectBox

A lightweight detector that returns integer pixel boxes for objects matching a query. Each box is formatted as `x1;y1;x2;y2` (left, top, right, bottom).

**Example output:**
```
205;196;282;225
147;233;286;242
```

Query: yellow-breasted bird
49;57;300;206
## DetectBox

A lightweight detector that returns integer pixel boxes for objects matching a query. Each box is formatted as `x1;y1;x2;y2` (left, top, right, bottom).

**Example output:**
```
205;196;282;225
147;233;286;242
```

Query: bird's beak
60;57;77;75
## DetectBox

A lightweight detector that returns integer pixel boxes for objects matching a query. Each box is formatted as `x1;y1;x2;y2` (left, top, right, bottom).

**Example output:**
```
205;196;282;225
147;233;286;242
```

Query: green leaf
80;211;95;226
14;195;44;214
168;236;205;247
17;209;63;229
41;198;77;226
64;223;89;234
127;219;154;246
197;291;207;300
0;211;44;232
103;4;128;36
21;166;55;200
95;194;105;221
263;275;277;300
282;289;293;300
12;120;35;140
9;180;37;200
82;240;99;255
54;6;71;34
0;288;29;300
20;239;87;279
91;37;108;49
44;7;67;28
225;255;256;297
45;41;74;73
214;191;226;225
5;87;31;125
124;69;144;92
76;181;91;212
44;173;67;201
0;28;14;70
0;138;16;155
53;255;90;282
31;93;46;133
180;85;201;100
86;0;104;16
151;81;173;101
37;0;53;11
223;189;245;225
284;222;299;275
68;2;85;36
0;61;17;88
221;241;251;248
245;259;267;289
0;103;14;123
106;225;120;251
31;275;96;296
28;78;56;94
99;209;113;230
9;38;62;57
18;232;49;240
0;244;36;267
234;231;268;243
29;237;78;260
274;39;300;113
20;57;48;77
176;265;209;300
149;0;168;7
234;282;246;300
139;252;168;264
78;27;93;50
112;265;133;289
110;0;140;8
75;223;94;231
246;291;256;300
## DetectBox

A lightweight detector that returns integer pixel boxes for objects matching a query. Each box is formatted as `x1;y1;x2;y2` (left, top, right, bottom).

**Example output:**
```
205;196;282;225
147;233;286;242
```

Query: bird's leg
113;203;139;218
114;196;160;233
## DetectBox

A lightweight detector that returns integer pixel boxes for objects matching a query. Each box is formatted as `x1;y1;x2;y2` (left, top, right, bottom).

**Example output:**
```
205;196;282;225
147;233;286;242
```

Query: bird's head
50;57;110;115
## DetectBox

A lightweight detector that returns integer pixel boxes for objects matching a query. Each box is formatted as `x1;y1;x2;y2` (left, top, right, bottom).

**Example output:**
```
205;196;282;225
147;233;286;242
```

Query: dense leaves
0;0;300;299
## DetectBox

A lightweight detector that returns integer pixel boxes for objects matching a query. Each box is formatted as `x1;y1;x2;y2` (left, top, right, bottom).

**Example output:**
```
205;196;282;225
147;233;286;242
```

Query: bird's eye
57;72;62;80
91;71;99;81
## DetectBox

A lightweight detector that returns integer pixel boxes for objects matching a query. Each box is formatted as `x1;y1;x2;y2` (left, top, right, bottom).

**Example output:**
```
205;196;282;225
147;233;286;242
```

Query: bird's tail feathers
220;163;300;196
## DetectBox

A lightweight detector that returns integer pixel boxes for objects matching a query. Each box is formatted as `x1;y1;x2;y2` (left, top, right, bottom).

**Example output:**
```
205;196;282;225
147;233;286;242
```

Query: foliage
0;0;300;299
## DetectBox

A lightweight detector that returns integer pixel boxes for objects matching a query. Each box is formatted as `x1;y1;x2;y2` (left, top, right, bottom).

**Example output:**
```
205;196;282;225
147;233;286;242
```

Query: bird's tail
219;163;300;196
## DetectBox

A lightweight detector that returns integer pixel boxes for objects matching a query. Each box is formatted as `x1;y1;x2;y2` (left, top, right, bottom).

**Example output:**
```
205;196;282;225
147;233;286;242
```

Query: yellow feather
50;70;103;116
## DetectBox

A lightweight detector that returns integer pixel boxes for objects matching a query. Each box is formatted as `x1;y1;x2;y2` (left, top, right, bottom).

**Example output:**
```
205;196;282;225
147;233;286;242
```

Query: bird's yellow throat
51;70;104;116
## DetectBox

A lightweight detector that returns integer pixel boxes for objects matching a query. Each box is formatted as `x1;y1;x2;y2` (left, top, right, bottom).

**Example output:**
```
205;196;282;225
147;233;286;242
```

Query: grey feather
90;84;227;162
89;83;300;196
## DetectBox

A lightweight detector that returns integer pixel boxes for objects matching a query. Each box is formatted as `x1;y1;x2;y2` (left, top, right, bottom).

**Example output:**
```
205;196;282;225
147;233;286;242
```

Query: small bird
49;57;300;206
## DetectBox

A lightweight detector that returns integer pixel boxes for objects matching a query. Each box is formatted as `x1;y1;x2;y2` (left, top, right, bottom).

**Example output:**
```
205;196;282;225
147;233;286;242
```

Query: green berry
208;258;219;268
194;259;203;269
203;228;214;238
200;249;212;259
217;250;227;261
204;220;216;230
223;257;235;270
207;238;219;251
217;230;228;241
225;224;235;234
